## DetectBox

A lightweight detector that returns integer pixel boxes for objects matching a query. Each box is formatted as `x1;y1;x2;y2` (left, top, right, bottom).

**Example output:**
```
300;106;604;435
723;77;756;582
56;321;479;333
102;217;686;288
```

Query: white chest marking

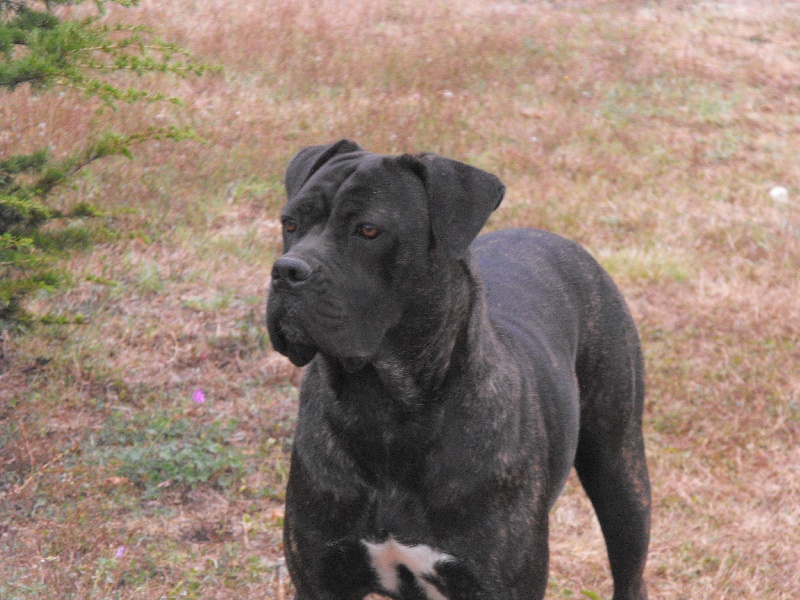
362;537;453;600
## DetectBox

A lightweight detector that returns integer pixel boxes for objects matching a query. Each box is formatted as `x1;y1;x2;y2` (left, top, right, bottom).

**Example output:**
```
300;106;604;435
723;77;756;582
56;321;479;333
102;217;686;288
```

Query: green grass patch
600;77;741;126
595;245;693;284
88;408;247;498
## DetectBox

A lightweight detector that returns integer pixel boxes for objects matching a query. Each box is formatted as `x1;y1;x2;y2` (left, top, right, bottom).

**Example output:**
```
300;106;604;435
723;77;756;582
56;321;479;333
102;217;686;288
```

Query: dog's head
266;140;505;370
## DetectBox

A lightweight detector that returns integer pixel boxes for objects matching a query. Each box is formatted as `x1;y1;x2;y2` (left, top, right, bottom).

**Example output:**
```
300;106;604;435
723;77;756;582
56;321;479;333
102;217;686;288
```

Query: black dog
267;140;650;599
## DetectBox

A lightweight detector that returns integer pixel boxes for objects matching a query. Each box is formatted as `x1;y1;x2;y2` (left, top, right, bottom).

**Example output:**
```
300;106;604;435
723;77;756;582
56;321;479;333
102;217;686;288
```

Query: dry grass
1;0;799;597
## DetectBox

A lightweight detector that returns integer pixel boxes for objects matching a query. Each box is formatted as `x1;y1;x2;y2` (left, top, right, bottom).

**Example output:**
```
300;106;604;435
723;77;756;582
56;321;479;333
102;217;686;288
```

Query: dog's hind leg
574;299;651;600
574;425;650;600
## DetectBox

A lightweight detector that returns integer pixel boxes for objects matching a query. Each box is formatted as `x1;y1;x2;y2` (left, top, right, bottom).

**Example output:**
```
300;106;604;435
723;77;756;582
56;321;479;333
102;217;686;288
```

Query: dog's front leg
287;536;376;600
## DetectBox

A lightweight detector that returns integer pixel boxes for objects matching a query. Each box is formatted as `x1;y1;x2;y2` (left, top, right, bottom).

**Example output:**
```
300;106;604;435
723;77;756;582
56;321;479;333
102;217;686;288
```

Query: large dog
266;140;651;599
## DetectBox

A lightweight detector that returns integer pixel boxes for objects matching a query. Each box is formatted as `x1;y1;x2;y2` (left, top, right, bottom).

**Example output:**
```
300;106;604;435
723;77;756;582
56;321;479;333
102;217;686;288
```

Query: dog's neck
311;254;523;489
375;256;482;402
324;254;509;409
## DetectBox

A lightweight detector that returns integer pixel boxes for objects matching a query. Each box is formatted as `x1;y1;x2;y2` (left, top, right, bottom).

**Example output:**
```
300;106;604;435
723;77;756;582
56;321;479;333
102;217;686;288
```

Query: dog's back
474;228;651;598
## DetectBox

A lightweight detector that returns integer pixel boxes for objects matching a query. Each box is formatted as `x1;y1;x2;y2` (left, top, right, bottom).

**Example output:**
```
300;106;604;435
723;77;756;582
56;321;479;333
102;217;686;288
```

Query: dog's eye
283;219;298;234
357;224;380;239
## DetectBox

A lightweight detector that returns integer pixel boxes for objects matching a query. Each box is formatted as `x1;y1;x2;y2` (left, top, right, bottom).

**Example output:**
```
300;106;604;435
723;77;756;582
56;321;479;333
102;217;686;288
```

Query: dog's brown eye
358;224;380;239
284;219;298;233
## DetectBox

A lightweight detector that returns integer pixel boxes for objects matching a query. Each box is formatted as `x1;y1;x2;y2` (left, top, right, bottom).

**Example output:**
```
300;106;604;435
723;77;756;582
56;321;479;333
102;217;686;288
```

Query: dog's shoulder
472;228;594;271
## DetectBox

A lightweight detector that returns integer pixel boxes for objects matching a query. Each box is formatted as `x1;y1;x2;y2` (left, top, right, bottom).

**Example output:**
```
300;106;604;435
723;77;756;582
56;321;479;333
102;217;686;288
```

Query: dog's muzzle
267;256;319;367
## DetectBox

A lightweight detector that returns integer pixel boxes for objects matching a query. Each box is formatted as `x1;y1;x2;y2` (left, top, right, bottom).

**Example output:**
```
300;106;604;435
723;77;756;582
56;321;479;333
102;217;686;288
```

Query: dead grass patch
2;0;799;597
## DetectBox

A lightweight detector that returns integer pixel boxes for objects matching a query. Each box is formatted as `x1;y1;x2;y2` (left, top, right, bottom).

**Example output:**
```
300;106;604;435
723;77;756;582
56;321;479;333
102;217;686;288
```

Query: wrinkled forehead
285;153;426;216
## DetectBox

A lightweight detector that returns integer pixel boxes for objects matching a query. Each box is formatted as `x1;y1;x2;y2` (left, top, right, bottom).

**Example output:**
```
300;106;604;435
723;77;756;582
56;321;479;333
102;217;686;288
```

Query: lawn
1;0;798;598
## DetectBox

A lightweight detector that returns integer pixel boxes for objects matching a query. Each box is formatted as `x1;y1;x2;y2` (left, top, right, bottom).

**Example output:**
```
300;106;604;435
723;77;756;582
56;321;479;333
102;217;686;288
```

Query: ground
1;0;798;598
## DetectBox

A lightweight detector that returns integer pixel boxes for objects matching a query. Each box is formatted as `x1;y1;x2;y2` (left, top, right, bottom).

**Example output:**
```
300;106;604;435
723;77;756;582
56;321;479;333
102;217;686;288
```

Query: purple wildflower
192;388;206;403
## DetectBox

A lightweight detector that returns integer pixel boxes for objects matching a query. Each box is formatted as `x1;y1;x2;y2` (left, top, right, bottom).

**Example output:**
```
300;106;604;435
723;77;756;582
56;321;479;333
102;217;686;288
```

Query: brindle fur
267;140;651;599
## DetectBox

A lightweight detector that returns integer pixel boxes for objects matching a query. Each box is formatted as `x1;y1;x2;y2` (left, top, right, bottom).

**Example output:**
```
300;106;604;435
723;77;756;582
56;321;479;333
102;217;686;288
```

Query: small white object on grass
769;185;789;204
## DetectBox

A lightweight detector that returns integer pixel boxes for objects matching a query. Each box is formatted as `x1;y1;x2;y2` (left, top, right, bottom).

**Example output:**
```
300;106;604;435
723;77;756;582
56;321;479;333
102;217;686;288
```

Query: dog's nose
272;256;312;287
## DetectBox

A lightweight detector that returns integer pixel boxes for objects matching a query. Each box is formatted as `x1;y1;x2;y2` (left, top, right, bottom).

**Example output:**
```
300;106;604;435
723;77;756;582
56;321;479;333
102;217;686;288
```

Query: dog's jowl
267;140;651;599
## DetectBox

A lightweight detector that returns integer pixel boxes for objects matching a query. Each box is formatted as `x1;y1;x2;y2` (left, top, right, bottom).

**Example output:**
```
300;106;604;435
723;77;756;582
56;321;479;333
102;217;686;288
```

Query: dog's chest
362;537;453;600
328;378;438;479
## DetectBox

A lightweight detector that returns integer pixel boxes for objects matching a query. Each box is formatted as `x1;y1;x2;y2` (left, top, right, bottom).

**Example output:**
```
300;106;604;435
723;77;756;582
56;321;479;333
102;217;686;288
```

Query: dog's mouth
266;306;315;367
267;294;373;371
266;293;317;367
275;321;371;372
337;355;370;374
275;324;318;367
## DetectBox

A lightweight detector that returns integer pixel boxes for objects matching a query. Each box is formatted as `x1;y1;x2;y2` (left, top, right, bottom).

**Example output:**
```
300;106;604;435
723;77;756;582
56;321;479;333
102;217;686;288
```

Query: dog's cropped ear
285;139;363;199
409;153;505;259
